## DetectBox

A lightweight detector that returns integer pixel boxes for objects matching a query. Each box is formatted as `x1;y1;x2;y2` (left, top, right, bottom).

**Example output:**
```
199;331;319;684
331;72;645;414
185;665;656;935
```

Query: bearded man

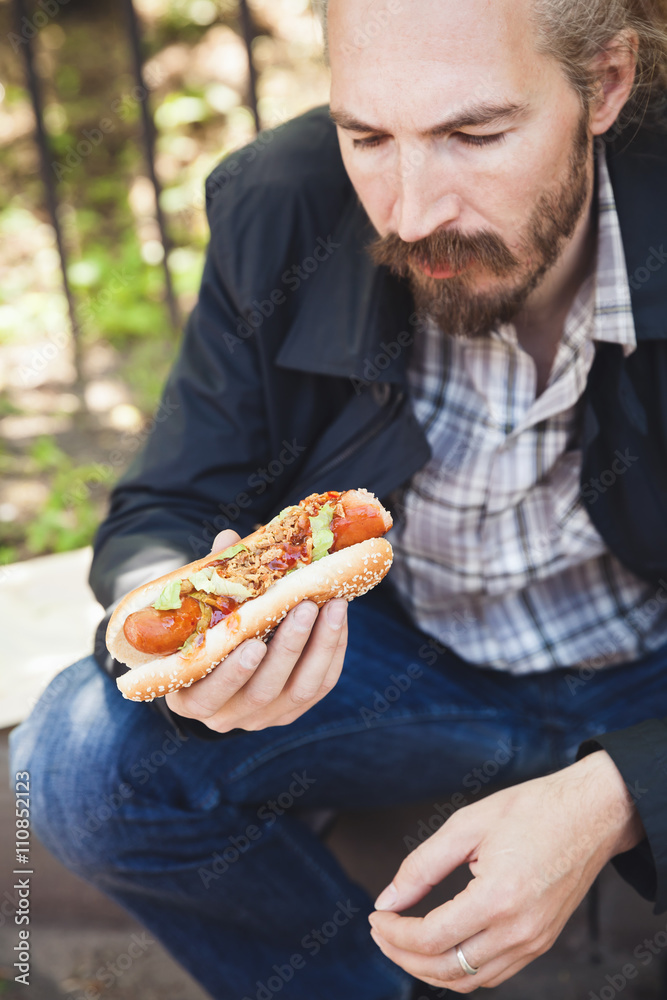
11;0;667;996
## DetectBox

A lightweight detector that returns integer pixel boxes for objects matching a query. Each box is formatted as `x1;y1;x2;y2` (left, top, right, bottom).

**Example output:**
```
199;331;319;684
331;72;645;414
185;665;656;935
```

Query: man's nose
391;155;462;243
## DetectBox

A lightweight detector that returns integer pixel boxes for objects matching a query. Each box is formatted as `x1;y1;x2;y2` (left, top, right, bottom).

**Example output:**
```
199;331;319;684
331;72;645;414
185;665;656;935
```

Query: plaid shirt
387;151;667;673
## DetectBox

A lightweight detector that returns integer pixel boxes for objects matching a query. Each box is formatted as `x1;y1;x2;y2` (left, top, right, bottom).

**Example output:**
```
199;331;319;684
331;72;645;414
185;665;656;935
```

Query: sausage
123;596;202;655
120;489;394;657
330;489;393;552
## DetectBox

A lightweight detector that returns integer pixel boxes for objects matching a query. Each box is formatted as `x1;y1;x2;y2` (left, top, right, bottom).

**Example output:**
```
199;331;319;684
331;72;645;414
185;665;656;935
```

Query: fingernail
374;882;398;910
241;643;265;670
326;600;347;628
293;602;318;631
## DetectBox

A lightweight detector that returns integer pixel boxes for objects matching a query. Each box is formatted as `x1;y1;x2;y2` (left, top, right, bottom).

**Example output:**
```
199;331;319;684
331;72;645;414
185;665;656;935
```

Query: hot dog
107;489;394;701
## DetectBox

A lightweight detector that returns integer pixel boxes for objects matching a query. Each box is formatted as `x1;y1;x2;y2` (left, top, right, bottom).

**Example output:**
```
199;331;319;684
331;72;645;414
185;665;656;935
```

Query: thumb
374;813;478;912
211;529;242;555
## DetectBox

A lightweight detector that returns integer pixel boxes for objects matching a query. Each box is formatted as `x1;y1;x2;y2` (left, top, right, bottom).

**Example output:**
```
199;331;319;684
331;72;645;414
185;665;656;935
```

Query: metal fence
11;0;260;352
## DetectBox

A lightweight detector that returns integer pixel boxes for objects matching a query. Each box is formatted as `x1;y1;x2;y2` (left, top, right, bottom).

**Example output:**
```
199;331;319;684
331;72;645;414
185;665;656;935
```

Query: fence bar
122;0;180;331
238;0;260;133
12;0;85;395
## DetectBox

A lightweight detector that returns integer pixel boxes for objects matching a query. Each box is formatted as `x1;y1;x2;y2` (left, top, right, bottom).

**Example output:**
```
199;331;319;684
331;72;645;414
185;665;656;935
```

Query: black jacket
90;106;667;908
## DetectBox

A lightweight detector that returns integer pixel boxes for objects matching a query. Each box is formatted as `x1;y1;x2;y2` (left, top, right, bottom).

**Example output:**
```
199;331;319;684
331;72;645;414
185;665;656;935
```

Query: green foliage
0;395;24;419
73;235;171;346
25;437;117;556
0;545;18;566
0;0;327;561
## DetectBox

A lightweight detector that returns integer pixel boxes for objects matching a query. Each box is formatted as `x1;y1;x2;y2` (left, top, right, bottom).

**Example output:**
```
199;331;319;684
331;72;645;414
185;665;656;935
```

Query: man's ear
589;29;639;136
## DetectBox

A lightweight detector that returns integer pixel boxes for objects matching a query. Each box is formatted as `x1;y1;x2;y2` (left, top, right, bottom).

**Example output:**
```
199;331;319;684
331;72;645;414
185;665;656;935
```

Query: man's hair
533;0;667;127
314;0;667;128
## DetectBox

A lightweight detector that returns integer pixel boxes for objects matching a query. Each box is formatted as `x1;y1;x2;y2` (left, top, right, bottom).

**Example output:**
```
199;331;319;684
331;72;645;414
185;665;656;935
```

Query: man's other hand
165;530;348;732
367;750;645;992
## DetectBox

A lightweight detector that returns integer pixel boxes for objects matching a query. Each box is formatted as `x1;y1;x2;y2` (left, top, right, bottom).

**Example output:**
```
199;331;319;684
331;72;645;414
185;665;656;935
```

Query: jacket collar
274;191;414;383
276;114;667;381
605;118;667;342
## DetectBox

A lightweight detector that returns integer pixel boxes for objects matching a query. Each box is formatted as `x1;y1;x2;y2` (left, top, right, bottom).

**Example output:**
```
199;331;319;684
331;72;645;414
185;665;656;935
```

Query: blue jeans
9;583;667;1000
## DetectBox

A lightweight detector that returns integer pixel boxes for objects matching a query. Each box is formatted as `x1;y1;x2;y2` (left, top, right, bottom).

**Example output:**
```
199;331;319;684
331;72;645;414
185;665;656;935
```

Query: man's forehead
327;0;538;59
328;0;543;121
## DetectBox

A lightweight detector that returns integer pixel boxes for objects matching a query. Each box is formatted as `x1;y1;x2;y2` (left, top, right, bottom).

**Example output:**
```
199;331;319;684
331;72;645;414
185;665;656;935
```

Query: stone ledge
0;547;103;729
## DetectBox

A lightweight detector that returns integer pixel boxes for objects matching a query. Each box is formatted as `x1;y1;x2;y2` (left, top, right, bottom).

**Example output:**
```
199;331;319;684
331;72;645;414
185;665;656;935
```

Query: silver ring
456;945;479;976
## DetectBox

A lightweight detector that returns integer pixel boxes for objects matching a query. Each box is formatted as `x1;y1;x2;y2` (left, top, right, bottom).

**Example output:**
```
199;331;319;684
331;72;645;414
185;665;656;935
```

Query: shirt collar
592;149;637;357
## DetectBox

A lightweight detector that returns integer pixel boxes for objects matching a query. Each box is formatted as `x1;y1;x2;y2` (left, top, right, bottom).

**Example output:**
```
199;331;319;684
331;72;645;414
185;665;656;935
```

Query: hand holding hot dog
107;489;394;706
164;528;349;732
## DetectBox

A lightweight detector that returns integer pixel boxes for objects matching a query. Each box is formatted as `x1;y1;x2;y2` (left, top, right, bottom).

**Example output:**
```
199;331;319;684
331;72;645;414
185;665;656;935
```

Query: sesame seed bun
109;537;393;702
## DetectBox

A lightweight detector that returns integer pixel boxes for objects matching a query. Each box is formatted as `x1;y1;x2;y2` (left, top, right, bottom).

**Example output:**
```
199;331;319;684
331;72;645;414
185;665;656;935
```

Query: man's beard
366;112;592;338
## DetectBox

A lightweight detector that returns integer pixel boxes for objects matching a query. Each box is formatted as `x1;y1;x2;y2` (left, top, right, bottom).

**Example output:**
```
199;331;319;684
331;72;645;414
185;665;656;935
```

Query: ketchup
209;596;240;628
124;490;391;657
268;539;311;572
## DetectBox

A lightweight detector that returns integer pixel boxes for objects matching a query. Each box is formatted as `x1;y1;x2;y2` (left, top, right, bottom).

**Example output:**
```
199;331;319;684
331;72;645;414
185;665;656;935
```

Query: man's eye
455;132;506;147
352;135;387;149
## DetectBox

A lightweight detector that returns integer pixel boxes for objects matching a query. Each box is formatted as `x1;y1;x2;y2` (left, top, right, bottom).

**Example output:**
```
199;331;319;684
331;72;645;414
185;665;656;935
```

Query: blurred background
3;5;667;997
0;0;328;570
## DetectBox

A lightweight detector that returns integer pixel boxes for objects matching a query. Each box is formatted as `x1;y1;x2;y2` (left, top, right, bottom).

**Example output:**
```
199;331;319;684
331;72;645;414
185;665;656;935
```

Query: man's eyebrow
329;101;530;136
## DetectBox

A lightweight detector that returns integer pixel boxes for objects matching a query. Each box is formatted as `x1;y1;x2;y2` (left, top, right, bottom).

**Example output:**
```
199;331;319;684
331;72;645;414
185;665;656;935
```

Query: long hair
532;0;667;126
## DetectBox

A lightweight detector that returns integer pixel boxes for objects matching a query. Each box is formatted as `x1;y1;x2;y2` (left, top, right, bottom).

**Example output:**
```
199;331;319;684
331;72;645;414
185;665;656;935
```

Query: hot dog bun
109;536;393;701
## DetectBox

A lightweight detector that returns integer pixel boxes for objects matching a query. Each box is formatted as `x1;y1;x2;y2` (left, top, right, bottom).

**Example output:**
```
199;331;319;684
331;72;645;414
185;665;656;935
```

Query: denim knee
9;656;154;875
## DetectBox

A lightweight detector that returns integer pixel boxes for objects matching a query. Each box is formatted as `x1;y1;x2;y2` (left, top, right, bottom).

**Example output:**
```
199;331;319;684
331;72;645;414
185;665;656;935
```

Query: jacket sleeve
577;718;667;913
88;195;281;740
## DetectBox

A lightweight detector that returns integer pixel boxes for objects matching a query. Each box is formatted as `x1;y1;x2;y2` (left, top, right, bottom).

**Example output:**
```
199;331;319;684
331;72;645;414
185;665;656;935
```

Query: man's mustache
367;227;522;277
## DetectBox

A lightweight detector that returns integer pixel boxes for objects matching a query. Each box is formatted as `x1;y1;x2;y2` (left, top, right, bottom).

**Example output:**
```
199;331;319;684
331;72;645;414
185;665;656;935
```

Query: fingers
369;924;488;987
224;598;348;729
373;811;480;913
369;924;536;994
227;601;323;720
369;888;486;965
210;528;242;554
368;879;553;992
370;937;539;995
164;637;268;720
280;599;348;704
268;606;348;726
169;597;348;731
